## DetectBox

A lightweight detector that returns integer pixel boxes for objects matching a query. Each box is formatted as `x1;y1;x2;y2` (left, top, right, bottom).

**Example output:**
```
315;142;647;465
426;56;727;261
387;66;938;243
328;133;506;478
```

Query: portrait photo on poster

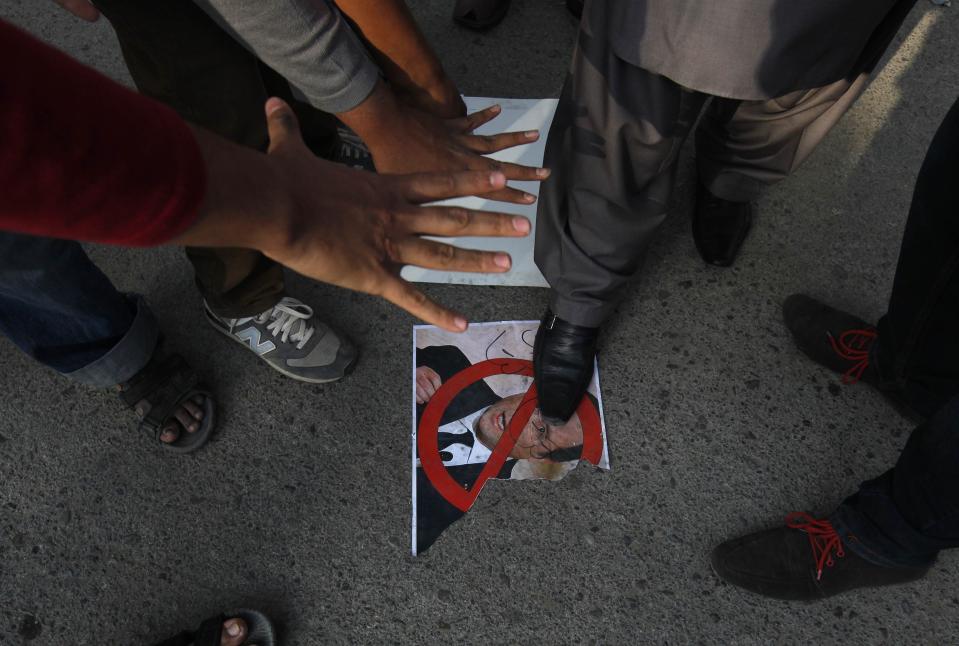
411;320;610;555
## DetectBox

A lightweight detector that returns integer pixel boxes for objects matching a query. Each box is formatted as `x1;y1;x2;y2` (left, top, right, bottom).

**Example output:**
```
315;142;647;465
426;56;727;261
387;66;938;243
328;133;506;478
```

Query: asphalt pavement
2;1;958;644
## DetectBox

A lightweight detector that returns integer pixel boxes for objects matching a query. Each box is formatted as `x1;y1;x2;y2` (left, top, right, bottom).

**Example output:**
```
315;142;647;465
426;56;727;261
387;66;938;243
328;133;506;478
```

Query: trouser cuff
62;295;159;388
830;502;938;569
548;291;610;328
698;167;767;203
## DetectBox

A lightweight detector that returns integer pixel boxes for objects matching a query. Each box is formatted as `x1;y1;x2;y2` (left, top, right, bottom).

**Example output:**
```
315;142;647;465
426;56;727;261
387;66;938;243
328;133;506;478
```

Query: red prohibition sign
418;358;604;513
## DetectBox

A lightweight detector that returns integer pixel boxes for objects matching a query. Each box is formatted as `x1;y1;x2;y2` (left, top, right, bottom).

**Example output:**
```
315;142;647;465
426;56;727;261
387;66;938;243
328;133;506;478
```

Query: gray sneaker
204;296;357;383
332;128;375;171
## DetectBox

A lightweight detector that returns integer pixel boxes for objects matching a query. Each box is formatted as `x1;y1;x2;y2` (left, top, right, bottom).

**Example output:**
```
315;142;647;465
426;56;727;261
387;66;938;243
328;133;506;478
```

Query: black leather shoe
533;309;599;425
711;512;930;600
453;0;510;30
692;183;752;267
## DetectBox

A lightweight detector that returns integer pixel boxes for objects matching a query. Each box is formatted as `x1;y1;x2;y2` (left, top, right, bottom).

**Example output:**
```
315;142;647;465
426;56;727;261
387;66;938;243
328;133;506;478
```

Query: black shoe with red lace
783;294;920;418
711;513;929;600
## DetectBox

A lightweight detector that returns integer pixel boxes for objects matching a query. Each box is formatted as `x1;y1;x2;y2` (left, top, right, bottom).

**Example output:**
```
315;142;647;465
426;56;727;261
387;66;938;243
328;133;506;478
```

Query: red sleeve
0;20;206;246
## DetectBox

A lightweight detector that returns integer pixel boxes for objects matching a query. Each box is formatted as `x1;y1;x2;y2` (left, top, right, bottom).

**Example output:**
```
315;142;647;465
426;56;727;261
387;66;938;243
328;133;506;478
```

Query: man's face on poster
474;393;583;460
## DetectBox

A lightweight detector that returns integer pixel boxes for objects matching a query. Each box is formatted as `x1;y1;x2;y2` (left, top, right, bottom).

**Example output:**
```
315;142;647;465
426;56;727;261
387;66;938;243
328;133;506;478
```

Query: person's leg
779;96;959;420
691;73;872;266
692;0;915;267
697;73;871;203
93;0;357;382
533;0;707;423
0;233;151;384
0;233;208;446
711;395;959;600
873;97;959;417
832;395;959;568
94;0;289;317
536;25;705;326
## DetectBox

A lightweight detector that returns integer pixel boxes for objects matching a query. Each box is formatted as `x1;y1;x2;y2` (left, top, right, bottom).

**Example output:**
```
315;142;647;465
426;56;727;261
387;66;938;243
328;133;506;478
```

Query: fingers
398;170;507;203
264;97;302;154
487;159;550;183
54;0;100;21
398;206;530;238
482;186;539;205
453;104;502;133
416;373;438;404
463;130;540;154
425;367;443;392
391;237;512;274
379;276;468;332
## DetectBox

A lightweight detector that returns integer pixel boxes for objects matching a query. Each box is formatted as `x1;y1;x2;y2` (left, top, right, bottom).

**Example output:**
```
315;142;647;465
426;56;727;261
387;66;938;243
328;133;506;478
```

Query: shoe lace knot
786;512;845;581
257;297;316;349
827;328;877;385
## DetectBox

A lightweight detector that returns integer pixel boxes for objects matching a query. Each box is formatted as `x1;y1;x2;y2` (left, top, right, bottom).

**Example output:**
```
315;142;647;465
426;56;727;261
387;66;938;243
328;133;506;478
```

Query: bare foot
221;617;248;646
157;395;207;445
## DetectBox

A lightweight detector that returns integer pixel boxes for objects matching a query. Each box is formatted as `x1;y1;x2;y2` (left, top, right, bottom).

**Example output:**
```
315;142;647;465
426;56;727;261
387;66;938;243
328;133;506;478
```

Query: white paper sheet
400;97;557;288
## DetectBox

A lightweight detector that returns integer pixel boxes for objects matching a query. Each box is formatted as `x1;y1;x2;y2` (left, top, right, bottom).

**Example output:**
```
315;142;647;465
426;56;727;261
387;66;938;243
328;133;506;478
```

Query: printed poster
412;321;610;554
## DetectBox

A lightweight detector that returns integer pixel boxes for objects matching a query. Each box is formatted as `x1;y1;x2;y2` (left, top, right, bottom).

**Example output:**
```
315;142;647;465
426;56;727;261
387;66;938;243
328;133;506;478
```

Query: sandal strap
119;355;203;433
151;629;197;646
150;615;222;646
192;615;224;646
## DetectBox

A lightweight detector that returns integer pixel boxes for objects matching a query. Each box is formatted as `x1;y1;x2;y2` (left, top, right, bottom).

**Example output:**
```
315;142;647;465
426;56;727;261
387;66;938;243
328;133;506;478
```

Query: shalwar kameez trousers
531;0;918;423
536;0;917;327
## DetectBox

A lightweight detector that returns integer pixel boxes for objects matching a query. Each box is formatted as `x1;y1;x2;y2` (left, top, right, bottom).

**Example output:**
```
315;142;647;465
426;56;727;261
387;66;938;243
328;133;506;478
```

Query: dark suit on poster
415;345;516;554
535;0;918;327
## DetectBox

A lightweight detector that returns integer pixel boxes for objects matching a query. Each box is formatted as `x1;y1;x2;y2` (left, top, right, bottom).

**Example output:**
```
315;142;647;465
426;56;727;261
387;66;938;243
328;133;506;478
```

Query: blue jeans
833;396;959;568
0;233;158;388
829;97;959;568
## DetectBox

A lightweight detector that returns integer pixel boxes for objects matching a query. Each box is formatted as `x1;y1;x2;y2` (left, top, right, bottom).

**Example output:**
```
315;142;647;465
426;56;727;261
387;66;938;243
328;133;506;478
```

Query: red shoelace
827;328;878;385
786;512;846;580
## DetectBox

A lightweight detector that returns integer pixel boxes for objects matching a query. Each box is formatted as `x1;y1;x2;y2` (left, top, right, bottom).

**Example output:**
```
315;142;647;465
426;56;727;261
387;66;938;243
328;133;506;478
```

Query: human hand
260;98;531;332
372;102;548;204
339;81;547;204
415;366;443;404
51;0;100;21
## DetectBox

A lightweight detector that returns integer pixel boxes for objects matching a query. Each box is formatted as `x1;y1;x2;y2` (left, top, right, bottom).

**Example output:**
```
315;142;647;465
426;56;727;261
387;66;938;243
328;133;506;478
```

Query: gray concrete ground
2;1;958;644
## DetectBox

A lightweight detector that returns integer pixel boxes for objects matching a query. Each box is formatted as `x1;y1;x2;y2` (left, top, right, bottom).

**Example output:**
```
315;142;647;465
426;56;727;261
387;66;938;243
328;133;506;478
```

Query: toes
173;408;199;433
183;398;204;420
159;424;180;444
220;617;247;646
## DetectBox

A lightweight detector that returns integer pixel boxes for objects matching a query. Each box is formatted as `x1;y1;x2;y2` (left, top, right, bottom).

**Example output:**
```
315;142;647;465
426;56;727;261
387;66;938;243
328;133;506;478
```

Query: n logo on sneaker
235;328;276;355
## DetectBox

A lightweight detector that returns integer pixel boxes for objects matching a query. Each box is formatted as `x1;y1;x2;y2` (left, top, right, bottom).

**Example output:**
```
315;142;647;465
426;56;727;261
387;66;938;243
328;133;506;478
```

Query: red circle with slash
418;358;603;513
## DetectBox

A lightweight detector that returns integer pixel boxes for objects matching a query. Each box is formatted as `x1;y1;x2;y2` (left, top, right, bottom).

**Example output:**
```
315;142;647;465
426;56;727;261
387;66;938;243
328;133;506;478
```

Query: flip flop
119;352;215;453
153;608;276;646
453;0;510;30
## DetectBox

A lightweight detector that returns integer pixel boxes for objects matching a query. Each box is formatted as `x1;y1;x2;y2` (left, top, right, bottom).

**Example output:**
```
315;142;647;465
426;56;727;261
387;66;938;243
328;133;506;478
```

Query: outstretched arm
157;0;549;203
333;0;465;118
0;21;529;332
182;101;530;331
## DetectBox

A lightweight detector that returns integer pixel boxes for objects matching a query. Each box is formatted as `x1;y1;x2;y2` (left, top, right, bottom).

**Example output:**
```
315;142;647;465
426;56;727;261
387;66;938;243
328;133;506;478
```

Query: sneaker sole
204;309;355;384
